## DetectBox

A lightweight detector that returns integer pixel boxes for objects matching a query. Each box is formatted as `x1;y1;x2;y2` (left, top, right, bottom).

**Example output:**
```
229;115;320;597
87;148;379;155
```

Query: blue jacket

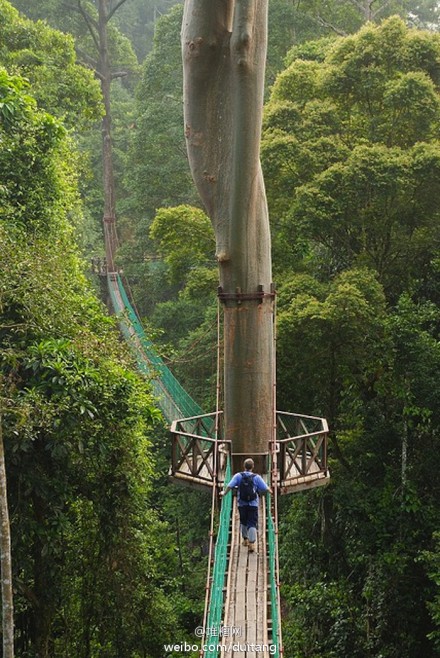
227;471;269;507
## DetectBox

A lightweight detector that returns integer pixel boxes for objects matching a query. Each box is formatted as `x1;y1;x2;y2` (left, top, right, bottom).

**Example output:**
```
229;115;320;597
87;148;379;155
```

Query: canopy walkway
107;272;204;422
170;410;329;658
106;268;330;658
203;472;282;658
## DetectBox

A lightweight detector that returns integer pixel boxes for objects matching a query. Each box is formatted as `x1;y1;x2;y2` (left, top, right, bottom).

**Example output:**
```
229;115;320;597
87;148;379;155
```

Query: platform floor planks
221;498;269;658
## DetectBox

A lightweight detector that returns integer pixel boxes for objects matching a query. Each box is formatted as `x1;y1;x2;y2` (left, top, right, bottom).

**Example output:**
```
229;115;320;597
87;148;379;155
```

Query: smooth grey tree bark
0;413;14;658
182;0;274;462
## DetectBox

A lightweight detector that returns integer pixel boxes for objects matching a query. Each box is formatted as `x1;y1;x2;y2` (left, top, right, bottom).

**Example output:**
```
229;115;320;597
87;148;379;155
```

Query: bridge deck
221;498;270;658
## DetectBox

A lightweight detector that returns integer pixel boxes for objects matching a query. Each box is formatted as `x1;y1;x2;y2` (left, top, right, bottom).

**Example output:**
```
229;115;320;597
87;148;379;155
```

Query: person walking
220;458;272;553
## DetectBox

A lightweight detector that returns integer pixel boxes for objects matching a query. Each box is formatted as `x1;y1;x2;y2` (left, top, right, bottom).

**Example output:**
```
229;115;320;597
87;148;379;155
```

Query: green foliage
164;303;219;411
5;338;172;657
0;70;82;235
145;201;218;409
266;0;297;86
282;579;363;658
9;0;181;64
276;268;387;418
150;205;215;285
288;0;440;42
263;18;440;299
124;4;195;224
111;0;182;62
293;143;440;294
0;0;102;128
0;70;182;656
117;4;198;314
422;532;440;652
268;20;440;658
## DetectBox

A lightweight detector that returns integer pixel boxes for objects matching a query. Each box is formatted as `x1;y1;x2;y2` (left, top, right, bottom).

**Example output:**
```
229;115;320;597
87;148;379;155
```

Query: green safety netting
204;457;232;657
267;494;281;658
108;273;204;422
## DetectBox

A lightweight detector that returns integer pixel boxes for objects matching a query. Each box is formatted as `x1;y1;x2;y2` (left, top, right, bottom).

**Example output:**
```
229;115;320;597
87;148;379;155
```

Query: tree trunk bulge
182;0;274;461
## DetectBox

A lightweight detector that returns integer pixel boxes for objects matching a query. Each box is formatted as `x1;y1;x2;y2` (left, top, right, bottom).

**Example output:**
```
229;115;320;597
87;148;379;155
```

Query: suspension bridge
104;267;330;658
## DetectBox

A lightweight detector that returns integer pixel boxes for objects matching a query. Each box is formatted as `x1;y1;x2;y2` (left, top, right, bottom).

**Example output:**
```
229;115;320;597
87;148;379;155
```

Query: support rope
268;292;283;657
200;299;223;656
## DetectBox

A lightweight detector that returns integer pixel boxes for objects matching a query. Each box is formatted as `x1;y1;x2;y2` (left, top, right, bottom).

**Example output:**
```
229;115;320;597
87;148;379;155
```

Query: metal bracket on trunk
217;284;276;305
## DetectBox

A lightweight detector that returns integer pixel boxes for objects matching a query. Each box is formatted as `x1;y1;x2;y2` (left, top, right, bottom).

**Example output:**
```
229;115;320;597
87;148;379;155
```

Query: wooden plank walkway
221;498;269;658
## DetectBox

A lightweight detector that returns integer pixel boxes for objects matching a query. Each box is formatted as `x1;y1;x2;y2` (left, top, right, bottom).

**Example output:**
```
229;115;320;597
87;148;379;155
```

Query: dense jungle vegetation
1;0;440;657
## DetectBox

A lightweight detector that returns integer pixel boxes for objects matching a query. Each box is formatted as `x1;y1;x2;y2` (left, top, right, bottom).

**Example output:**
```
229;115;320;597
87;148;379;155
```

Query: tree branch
75;47;98;71
0;324;25;330
107;0;130;23
348;0;367;12
111;71;128;79
315;14;347;36
76;1;100;52
372;0;392;19
64;1;99;29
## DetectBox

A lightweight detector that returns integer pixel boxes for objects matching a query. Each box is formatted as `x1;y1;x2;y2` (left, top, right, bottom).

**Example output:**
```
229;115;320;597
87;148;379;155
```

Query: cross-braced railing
276;411;330;493
170;412;230;488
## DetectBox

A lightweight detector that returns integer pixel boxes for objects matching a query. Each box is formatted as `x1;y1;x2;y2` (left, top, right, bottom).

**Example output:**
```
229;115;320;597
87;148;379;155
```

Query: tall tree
182;1;274;461
262;17;440;299
0;66;178;657
68;0;136;271
262;19;440;657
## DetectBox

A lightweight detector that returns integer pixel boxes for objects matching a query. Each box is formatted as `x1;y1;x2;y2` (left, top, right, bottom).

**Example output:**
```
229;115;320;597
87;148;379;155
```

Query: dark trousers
238;505;258;530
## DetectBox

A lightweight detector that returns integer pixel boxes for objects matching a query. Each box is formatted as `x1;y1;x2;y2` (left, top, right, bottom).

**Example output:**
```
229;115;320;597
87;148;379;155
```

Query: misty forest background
1;0;440;656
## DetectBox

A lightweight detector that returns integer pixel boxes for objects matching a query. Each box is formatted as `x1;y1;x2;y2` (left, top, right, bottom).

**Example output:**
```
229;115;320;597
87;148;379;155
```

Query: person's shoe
248;542;256;553
242;538;249;547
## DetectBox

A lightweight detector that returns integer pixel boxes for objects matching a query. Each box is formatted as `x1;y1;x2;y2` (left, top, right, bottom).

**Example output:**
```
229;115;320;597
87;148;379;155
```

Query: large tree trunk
0;416;14;658
182;0;273;463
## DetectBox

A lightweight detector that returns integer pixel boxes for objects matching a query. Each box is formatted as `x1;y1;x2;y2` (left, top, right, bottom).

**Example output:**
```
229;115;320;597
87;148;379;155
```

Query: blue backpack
239;472;257;502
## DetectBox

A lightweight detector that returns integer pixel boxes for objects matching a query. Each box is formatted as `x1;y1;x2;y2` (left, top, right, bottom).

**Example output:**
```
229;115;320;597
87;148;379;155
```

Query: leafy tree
146;205;218;409
423;532;440;654
291;0;440;40
150;205;215;286
262;17;440;300
0;0;102;129
9;0;181;62
0;69;178;657
276;267;388;420
260;18;440;658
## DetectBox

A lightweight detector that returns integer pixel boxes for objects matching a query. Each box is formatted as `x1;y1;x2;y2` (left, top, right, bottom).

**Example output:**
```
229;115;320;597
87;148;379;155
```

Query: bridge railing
203;456;232;658
267;492;282;658
170;412;230;488
276;411;329;493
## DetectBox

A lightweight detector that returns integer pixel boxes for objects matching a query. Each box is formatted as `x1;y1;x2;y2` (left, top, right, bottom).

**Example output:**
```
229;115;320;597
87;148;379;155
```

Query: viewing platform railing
276;411;329;494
